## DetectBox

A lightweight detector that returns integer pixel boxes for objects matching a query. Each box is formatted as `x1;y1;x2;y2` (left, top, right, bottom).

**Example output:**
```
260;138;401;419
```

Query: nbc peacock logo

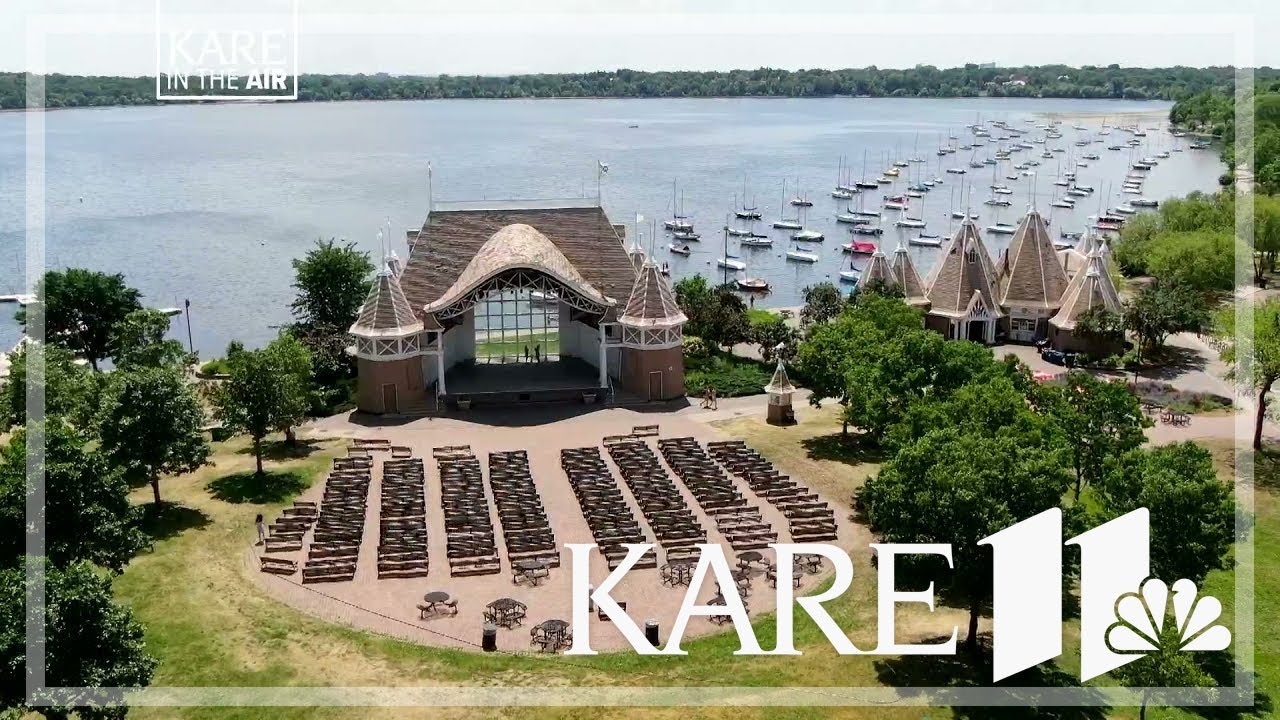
1105;577;1232;656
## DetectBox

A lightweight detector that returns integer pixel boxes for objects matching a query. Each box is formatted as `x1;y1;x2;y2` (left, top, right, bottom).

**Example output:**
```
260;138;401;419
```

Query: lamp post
183;298;193;353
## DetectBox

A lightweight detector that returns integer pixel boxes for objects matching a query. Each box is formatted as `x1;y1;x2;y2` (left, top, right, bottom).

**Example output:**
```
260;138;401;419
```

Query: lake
0;97;1224;357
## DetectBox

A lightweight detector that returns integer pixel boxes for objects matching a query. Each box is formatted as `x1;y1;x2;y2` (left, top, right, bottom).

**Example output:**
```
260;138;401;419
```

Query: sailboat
663;180;693;232
895;190;926;229
734;224;770;292
734;180;761;220
774;179;803;230
786;244;819;263
985;204;1016;234
839;253;861;283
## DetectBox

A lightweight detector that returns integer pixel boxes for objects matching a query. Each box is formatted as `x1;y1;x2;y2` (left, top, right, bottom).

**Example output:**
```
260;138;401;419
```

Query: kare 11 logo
155;0;299;101
566;508;1231;682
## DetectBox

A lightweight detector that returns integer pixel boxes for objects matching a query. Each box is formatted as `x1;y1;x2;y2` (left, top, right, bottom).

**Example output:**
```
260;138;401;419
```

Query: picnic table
767;567;803;589
531;619;572;651
795;553;823;574
736;550;765;570
513;559;551;586
417;591;458;618
1161;410;1191;427
484;597;528;628
707;594;749;625
660;561;694;587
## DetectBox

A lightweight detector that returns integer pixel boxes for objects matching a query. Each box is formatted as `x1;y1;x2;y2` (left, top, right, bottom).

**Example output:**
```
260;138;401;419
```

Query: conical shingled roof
859;247;896;289
350;267;424;338
891;242;930;306
764;358;795;395
1050;247;1122;330
619;260;687;328
998;209;1070;310
925;219;1004;319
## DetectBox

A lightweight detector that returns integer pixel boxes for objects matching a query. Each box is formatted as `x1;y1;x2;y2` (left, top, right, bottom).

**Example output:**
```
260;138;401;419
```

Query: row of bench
658;436;779;551
436;447;502;577
301;456;373;583
605;438;705;564
488;450;560;568
561;447;656;570
378;458;429;579
707;440;838;543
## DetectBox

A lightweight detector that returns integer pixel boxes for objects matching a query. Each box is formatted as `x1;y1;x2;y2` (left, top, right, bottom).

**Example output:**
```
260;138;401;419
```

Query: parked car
1042;349;1079;367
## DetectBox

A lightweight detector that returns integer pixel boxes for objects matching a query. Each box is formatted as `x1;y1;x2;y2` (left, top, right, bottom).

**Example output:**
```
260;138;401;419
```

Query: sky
2;0;1275;76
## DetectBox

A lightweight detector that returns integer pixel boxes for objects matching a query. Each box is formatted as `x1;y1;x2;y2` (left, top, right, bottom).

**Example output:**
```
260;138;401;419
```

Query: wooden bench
259;556;297;575
631;424;659;437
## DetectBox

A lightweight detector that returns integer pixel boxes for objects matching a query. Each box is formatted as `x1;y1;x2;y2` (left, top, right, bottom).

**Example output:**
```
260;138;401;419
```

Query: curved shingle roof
619;260;686;328
349;269;423;338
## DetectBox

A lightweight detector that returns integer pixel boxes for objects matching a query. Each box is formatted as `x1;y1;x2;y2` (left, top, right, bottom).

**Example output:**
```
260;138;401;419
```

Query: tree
213;335;313;475
1214;299;1280;450
17;269;142;371
800;282;847;328
1035;371;1150;500
861;428;1070;651
97;366;210;505
793;293;923;434
749;313;798;363
0;423;146;571
1144;230;1237;293
1123;280;1211;364
673;276;750;349
110;308;189;369
1099;443;1234;584
0;560;156;719
1112;624;1214;720
0;342;99;432
1073;306;1125;349
289;238;375;329
844;328;1000;439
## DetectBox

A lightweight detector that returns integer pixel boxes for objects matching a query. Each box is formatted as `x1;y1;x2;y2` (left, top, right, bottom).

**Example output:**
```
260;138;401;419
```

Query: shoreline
0;94;1178;114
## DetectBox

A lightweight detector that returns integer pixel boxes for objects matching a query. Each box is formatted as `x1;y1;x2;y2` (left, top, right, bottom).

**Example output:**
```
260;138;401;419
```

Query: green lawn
474;330;560;360
107;415;1277;719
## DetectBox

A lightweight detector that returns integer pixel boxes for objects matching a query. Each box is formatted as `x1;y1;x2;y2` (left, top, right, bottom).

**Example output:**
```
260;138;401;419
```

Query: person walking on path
524;345;530;362
534;344;541;363
255;513;266;546
709;387;718;410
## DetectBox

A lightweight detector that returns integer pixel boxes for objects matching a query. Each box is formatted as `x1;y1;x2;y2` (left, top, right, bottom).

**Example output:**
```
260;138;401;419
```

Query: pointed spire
925;217;1003;319
619;258;686;328
1050;245;1121;331
998;208;1070;311
860;245;896;289
764;357;795;395
349;264;423;337
891;240;930;307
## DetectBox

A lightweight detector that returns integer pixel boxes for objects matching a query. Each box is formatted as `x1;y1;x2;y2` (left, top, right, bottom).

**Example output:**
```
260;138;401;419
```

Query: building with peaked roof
352;198;685;414
996;209;1070;342
1048;241;1124;354
924;218;1004;343
858;247;895;290
890;242;930;308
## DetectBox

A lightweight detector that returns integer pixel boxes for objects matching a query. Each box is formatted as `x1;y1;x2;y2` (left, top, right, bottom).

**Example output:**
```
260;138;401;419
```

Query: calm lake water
0;97;1224;357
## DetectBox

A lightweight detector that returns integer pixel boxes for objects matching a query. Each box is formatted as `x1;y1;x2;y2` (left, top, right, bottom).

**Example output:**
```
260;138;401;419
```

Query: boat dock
0;294;35;305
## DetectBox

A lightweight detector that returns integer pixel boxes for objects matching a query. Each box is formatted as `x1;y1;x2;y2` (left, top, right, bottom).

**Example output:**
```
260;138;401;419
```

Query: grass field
107;410;1277;720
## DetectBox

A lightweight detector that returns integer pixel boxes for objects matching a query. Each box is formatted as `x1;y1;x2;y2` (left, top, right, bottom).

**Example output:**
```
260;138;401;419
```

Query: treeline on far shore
2;65;1278;110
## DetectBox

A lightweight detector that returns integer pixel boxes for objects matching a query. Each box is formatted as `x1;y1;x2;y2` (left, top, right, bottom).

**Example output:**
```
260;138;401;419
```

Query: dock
0;294;35;305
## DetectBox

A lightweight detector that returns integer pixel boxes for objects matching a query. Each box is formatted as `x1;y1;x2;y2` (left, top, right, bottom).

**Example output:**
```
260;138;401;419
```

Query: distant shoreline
0;94;1177;115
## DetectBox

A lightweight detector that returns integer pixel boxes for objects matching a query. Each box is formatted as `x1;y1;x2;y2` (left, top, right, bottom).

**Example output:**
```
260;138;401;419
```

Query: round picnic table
539;619;570;634
423;591;451;604
736;551;763;566
515;559;547;571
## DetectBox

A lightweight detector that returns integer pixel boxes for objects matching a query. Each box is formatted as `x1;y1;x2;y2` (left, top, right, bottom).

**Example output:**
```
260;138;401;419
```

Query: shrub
682;335;712;359
1132;380;1232;414
684;352;774;398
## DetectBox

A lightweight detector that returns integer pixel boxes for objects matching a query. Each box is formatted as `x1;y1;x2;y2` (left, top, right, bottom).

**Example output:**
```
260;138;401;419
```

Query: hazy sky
3;0;1274;75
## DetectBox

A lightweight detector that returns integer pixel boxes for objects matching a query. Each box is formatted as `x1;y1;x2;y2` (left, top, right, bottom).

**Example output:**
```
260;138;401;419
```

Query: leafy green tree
1112;624;1215;720
213;335;313;474
800;282;847;328
0;559;156;719
1099;442;1234;583
844;328;1000;439
749;313;797;362
110;308;190;369
0;343;99;431
98;366;210;505
673;275;749;349
861;428;1070;651
0;423;146;571
794;293;923;434
1123;280;1211;363
1073;306;1126;349
1144;230;1237;293
1252;194;1280;281
1214;299;1280;450
17;269;142;371
887;371;1052;453
290;238;375;329
1035;371;1150;500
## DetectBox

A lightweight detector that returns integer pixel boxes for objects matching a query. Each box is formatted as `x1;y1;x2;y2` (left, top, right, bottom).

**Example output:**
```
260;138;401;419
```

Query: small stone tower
618;257;687;400
349;264;424;414
764;353;796;425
